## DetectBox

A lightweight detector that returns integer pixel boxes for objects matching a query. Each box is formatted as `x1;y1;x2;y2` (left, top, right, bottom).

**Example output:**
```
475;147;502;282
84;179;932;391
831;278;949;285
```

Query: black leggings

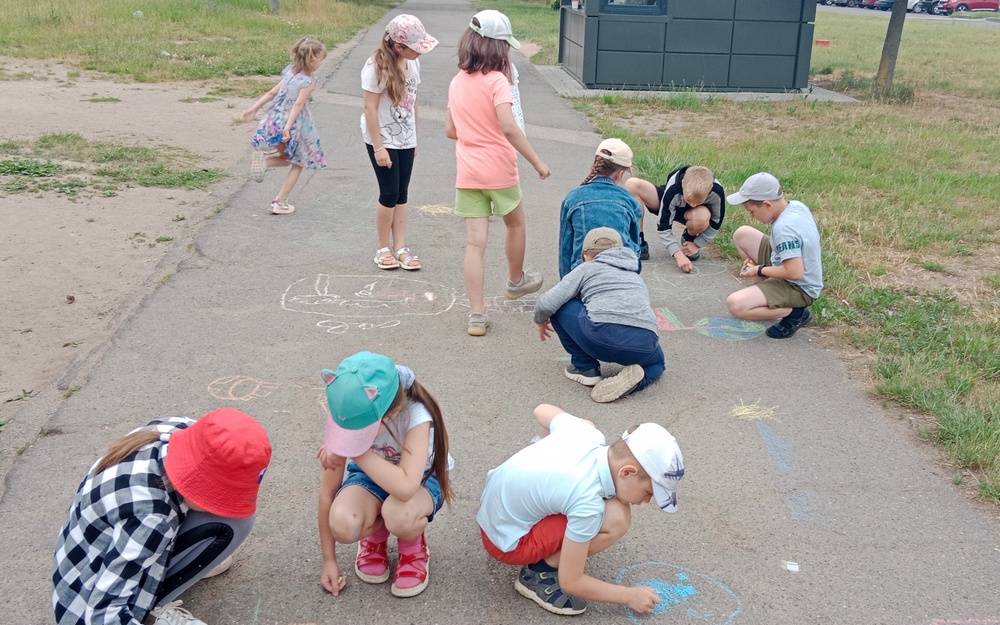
366;144;416;208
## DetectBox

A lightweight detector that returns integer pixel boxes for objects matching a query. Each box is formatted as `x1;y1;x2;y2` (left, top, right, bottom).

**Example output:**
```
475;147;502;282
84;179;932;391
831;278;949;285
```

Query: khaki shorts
756;235;815;309
454;185;522;218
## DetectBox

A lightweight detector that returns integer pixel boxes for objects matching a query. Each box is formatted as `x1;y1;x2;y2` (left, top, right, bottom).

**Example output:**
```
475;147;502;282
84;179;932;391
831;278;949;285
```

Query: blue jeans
339;462;445;522
550;298;665;393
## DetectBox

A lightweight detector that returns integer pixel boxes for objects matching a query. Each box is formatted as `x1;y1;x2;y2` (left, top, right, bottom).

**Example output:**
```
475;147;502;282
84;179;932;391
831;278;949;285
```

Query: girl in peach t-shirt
445;10;551;337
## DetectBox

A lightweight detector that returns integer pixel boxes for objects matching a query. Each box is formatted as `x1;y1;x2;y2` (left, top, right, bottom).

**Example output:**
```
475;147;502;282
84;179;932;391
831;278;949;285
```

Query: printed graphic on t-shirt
381;76;418;147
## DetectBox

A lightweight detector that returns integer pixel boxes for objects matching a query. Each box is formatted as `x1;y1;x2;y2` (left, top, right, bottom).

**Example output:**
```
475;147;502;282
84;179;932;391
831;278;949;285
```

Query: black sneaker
765;308;812;339
514;563;587;615
639;240;650;261
564;366;601;387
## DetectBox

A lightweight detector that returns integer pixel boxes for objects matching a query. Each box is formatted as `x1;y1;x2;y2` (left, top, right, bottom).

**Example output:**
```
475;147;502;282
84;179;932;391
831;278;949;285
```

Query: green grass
498;2;1000;502
0;0;399;81
0;132;223;194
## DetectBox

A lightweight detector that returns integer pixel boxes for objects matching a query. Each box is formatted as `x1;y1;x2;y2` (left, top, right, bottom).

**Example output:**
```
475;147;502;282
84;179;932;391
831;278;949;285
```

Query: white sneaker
151;600;208;625
202;555;233;579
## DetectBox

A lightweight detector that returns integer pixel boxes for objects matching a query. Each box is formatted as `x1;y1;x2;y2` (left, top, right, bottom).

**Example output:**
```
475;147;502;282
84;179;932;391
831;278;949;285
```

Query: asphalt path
1;0;998;623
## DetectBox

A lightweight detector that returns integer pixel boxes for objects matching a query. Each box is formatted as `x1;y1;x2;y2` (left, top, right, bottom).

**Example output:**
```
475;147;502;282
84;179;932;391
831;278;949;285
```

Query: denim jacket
558;176;642;278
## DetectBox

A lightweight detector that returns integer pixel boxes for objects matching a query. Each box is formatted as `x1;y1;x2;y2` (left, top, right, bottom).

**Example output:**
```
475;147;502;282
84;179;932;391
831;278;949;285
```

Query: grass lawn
477;0;1000;503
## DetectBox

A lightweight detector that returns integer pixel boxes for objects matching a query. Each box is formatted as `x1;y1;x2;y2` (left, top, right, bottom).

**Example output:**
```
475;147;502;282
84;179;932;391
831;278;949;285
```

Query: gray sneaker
514;563;587;616
564;366;601;387
467;313;489;337
590;364;644;403
504;271;543;300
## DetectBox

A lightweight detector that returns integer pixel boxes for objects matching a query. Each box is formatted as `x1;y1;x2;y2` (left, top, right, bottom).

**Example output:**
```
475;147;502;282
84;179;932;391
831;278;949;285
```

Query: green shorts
454;185;522;218
756;234;815;309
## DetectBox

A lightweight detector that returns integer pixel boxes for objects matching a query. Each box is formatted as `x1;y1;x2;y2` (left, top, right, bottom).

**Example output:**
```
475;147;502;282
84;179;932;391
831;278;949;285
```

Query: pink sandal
391;533;429;598
355;534;390;584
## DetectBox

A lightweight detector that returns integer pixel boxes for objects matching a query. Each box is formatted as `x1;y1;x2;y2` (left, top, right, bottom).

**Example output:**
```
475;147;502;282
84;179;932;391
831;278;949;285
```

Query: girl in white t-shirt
446;10;551;336
317;352;454;599
362;14;438;271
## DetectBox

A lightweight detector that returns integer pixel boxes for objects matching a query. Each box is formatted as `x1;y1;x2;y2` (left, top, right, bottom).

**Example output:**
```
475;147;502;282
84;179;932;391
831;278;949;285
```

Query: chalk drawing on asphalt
281;274;458;333
208;375;281;402
282;273;537;333
416;203;453;215
757;423;815;521
656;307;765;341
732;398;778;422
616;562;742;625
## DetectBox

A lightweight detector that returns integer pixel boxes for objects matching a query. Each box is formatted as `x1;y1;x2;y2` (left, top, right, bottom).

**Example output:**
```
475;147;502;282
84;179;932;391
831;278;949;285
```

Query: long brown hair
383;379;454;506
457;24;513;84
92;430;161;475
582;155;628;186
371;36;408;105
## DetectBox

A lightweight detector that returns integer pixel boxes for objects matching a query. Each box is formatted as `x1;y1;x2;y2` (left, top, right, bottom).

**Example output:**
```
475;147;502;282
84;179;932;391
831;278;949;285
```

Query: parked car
860;0;880;7
830;0;860;6
912;0;938;12
934;0;999;12
874;0;920;9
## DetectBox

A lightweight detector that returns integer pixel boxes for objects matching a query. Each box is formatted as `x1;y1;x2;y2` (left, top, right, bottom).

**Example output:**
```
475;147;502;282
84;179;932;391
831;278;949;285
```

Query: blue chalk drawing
757;423;816;521
616;562;742;625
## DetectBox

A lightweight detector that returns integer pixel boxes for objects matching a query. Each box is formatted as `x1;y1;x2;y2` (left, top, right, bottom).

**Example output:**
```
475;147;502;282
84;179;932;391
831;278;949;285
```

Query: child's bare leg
726;285;790;321
275;164;303;201
381;489;433;541
624;176;659;213
501;203;526;283
684;205;711;235
543;498;631;567
376;202;394;250
733;225;765;263
464;217;489;314
390;202;408;251
327;485;383;545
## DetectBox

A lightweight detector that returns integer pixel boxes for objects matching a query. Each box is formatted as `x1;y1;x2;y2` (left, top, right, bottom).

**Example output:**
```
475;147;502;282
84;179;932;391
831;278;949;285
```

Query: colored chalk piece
815;39;830;47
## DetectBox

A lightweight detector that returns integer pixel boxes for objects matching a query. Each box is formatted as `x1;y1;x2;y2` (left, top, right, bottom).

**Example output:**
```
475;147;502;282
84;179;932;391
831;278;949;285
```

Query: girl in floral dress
242;37;327;215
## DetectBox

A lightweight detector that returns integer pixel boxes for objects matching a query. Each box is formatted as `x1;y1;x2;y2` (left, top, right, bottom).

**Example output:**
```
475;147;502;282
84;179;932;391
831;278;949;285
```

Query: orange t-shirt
447;70;518;190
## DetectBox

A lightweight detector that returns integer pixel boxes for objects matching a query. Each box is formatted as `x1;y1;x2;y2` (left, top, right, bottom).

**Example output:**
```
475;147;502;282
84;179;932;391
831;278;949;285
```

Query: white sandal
374;247;399;270
396;247;420;271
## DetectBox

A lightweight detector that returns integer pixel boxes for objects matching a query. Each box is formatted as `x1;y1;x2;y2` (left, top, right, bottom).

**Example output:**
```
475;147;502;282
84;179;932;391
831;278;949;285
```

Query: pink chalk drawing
207;375;280;402
655;307;765;341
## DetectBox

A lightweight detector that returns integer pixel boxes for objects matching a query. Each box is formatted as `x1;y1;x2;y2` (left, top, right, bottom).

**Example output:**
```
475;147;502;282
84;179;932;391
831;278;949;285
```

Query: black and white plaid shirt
53;417;193;625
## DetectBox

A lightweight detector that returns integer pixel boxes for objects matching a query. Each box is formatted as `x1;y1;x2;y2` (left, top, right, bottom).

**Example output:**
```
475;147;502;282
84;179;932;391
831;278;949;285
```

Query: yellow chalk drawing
732;398;778;421
417;203;453;215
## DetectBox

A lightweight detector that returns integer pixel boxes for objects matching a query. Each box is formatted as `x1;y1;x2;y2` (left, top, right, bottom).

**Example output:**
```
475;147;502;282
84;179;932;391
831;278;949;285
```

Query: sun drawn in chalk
416;203;453;215
616;562;742;625
732;398;779;421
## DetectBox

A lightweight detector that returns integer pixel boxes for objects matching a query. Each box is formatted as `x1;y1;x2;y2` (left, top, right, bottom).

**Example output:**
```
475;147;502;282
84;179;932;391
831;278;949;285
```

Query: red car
936;0;999;12
861;0;879;7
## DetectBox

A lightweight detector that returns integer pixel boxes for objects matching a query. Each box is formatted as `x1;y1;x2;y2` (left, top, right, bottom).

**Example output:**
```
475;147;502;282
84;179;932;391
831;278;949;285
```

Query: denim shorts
338;462;445;522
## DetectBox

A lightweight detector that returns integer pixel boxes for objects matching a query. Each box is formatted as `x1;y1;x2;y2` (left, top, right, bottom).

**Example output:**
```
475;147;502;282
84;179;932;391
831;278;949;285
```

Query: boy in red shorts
477;404;684;616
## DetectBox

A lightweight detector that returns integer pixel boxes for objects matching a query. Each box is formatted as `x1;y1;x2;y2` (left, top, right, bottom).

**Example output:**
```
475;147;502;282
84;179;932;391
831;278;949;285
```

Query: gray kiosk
559;0;816;92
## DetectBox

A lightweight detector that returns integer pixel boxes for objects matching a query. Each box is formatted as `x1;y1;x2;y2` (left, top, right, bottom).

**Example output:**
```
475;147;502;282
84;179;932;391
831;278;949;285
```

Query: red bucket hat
164;408;272;518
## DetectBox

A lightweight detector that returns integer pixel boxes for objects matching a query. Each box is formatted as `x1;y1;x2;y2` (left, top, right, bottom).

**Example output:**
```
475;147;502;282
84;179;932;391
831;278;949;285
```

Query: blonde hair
291;37;327;75
457;22;513;84
372;35;409;106
582;155;628;186
681;166;714;203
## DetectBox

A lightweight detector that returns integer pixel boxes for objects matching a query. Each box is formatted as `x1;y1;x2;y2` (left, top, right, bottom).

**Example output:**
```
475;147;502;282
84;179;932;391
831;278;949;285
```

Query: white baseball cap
386;14;439;54
726;172;783;204
470;10;520;50
622;424;684;513
596;138;633;168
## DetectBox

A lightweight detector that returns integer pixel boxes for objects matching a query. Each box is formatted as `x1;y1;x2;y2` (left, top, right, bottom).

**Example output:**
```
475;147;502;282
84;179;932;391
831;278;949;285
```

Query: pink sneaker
354;527;389;584
391;533;429;598
269;199;295;215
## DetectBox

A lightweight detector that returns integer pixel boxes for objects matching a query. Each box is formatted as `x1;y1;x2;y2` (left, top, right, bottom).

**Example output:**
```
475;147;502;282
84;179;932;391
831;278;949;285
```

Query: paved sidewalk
1;1;997;624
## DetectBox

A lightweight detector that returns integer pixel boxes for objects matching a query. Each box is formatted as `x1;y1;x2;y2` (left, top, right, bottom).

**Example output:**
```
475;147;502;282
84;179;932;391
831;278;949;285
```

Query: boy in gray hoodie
534;227;665;403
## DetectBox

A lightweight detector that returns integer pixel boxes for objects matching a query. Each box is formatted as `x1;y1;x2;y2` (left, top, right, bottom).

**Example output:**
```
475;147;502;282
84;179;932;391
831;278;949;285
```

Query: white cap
622;424;684;513
596;138;633;168
726;172;783;204
470;10;520;50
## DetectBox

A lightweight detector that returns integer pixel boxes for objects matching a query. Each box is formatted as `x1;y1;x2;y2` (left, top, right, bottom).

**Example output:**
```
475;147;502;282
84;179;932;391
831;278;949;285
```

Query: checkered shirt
53;417;193;625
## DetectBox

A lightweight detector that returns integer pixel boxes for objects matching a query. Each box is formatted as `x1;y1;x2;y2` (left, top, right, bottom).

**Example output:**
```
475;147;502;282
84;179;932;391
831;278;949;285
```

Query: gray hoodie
533;246;659;334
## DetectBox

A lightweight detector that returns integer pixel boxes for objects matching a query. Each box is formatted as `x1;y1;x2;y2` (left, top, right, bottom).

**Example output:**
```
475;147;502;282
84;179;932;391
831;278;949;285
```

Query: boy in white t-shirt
477;404;684;616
